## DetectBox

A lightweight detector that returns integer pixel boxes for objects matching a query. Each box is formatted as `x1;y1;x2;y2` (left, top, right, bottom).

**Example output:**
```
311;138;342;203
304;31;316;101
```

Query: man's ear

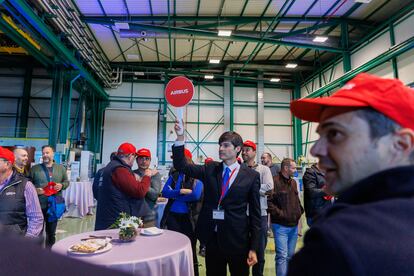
235;146;241;155
393;128;414;157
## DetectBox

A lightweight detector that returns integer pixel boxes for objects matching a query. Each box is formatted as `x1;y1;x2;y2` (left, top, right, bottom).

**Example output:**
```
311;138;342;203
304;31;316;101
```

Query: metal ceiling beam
121;23;343;53
111;60;315;69
111;63;297;87
3;0;108;100
266;0;319;61
81;15;371;26
0;13;53;67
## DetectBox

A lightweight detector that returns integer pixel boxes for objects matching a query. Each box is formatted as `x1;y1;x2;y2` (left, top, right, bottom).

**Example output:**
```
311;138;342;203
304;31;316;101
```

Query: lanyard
218;168;237;208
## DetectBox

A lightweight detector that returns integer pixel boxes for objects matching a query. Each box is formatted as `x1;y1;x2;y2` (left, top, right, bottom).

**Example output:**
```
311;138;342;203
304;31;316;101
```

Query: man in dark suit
172;120;261;276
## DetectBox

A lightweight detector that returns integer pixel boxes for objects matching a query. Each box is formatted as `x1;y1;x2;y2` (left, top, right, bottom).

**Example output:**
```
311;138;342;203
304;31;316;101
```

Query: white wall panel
264;126;291;144
199;85;223;101
394;13;414;45
264;89;291;102
397;48;414;85
107;82;132;97
351;32;391;69
102;109;159;168
264;145;293;161
367;61;394;79
264;109;291;125
234;107;256;123
233;87;256;101
234;125;257;142
133;83;164;98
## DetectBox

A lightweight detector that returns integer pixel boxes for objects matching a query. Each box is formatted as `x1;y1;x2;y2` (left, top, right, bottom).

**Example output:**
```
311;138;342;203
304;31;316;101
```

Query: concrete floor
56;212;308;276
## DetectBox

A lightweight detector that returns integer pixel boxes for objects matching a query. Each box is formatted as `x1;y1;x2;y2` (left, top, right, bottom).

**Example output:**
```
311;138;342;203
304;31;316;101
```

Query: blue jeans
272;223;298;276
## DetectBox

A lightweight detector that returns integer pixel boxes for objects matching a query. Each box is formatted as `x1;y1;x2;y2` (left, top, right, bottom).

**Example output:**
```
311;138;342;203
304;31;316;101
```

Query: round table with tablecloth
52;228;194;276
63;181;94;218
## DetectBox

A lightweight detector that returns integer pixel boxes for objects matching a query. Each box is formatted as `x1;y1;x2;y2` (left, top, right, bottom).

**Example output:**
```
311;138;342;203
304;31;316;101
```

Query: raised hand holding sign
165;76;194;135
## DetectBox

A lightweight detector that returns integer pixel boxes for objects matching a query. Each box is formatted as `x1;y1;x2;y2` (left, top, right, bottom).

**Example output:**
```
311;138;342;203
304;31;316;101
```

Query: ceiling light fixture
209;59;220;64
313;36;328;43
218;30;232;37
204;75;214;79
285;63;298;69
270;78;281;82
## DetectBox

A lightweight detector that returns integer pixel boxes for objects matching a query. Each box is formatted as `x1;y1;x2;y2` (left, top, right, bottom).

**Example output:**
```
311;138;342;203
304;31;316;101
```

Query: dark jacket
288;166;414;276
95;156;150;230
267;173;303;227
172;145;261;255
133;169;162;222
30;163;69;210
303;164;330;220
0;172;28;235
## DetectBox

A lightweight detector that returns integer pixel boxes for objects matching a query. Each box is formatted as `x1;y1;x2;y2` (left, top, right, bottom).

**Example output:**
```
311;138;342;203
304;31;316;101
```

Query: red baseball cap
117;143;137;155
184;148;192;159
290;73;414;129
204;157;213;164
43;182;58;197
137;148;151;158
0;147;15;164
243;140;257;151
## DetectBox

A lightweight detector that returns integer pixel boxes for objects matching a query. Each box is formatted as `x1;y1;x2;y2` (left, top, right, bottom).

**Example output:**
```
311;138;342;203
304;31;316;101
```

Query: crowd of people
1;73;414;275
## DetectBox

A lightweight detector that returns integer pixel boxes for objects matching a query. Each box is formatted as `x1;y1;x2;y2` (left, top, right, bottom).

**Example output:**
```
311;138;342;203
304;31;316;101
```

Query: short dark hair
110;152;117;161
354;108;414;163
281;158;295;170
218;131;243;155
41;145;54;152
262;152;272;159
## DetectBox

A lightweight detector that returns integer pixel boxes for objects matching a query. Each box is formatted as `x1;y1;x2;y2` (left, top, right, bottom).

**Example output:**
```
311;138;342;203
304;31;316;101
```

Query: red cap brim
290;96;368;122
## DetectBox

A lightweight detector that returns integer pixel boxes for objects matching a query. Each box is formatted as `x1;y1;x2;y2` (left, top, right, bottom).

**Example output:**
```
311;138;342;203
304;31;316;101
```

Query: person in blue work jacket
161;148;203;276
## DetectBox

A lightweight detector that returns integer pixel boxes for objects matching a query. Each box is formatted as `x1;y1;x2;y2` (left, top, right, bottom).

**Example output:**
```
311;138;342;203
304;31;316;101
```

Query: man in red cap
241;140;273;276
95;143;153;230
133;148;161;228
288;73;414;275
0;147;43;238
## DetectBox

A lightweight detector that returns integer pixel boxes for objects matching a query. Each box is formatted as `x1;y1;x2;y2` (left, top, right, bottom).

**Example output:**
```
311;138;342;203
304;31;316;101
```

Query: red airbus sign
165;76;194;107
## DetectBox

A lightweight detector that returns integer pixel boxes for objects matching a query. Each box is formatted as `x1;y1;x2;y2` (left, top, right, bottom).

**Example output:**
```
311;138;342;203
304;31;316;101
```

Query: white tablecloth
63;181;94;218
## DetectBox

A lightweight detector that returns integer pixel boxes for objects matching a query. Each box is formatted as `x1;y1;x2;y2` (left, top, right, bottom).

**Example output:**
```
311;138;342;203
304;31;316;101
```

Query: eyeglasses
137;157;151;161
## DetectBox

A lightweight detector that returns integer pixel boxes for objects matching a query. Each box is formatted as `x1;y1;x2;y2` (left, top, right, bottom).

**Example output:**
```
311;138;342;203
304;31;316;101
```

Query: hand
54;183;63;191
150;168;158;176
174;119;185;141
180;188;192;195
36;188;44;195
143;169;152;177
322;184;334;196
247;250;258;266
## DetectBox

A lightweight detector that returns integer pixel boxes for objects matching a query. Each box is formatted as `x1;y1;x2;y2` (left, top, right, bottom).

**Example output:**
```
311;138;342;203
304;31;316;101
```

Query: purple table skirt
52;229;194;276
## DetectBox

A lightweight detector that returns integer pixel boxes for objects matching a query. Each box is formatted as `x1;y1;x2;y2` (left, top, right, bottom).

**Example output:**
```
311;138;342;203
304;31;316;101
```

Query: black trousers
252;215;269;276
166;212;199;276
42;208;58;248
205;233;249;276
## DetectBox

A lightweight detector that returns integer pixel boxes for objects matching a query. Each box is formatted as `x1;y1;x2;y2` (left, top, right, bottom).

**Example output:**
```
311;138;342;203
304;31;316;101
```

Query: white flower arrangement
119;216;143;230
110;213;143;241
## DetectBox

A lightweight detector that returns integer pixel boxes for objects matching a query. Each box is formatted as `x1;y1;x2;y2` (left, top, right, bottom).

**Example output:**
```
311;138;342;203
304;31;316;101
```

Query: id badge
212;209;225;220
